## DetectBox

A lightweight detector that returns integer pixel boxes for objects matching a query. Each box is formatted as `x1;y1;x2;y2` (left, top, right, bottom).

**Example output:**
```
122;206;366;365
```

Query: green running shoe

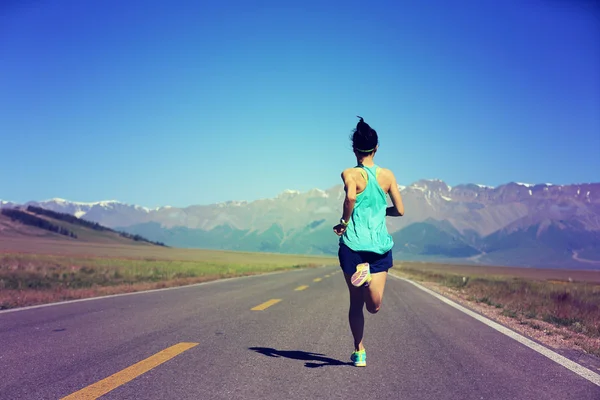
351;349;366;367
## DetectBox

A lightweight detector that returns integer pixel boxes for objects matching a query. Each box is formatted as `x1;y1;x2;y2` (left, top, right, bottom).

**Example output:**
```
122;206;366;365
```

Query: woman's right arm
386;170;404;217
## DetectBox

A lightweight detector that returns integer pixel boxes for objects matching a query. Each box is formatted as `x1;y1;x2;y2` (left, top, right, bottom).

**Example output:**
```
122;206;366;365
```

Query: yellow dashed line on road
294;285;309;291
61;342;198;400
313;278;322;282
251;299;282;311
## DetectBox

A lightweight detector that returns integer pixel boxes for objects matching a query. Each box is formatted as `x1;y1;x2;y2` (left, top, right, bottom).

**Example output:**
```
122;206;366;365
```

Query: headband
355;147;376;153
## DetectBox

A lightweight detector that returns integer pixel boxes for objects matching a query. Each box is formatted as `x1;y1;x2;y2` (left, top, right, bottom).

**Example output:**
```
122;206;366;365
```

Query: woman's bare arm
333;169;357;236
386;170;404;217
341;169;357;222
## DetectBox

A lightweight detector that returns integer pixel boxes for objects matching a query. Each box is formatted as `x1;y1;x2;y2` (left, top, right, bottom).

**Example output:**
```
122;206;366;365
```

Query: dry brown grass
393;261;600;283
0;276;223;309
392;262;600;357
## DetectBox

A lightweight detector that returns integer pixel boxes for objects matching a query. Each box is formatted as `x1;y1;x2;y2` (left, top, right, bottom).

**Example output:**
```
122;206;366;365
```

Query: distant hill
0;206;166;246
0;208;78;239
391;219;481;258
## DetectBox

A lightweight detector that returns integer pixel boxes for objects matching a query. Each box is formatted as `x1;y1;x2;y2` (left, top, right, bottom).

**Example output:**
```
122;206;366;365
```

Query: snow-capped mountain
3;180;599;269
0;200;16;207
1;198;159;228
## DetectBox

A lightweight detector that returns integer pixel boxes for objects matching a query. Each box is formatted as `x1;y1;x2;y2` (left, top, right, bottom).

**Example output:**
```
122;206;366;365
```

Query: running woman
333;116;405;367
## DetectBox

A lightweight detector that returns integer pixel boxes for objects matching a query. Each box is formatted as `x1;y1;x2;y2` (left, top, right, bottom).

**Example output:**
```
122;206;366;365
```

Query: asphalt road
0;265;598;399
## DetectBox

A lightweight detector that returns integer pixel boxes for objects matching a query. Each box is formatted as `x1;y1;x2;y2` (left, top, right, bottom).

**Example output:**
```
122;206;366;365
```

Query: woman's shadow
249;347;353;368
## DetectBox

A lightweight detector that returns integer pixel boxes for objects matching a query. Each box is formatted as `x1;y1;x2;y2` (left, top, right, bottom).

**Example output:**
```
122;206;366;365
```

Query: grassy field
3;235;599;357
0;238;337;310
392;261;600;356
391;261;600;283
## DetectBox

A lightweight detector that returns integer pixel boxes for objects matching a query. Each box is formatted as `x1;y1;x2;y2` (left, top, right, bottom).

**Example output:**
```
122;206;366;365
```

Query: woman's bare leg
344;269;389;351
364;271;388;314
344;273;366;351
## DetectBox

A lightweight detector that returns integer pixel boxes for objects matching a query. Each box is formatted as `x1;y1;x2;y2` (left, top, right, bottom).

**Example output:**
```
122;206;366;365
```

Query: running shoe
351;263;372;287
351;349;366;367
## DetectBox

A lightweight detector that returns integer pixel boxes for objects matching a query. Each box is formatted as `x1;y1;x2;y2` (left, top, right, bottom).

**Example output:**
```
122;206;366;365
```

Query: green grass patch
501;309;518;319
0;251;334;310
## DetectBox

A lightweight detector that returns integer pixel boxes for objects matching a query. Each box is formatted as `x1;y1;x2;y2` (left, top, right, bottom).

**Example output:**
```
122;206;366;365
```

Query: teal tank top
340;164;394;254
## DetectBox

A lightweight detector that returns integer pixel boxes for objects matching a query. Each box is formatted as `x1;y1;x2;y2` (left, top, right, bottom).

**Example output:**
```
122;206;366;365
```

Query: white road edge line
390;275;600;387
0;265;332;315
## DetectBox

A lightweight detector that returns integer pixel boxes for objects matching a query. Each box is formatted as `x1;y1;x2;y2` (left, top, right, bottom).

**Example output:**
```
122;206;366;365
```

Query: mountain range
2;179;599;269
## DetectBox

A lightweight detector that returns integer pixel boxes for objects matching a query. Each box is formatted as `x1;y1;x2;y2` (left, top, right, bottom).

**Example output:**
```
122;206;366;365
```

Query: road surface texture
1;265;598;399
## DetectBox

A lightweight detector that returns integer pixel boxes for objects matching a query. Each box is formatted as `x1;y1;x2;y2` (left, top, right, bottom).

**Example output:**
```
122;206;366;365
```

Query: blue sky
1;0;599;207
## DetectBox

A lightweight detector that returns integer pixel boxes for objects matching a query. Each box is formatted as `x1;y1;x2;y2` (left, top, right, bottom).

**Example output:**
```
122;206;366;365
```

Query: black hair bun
356;116;370;133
